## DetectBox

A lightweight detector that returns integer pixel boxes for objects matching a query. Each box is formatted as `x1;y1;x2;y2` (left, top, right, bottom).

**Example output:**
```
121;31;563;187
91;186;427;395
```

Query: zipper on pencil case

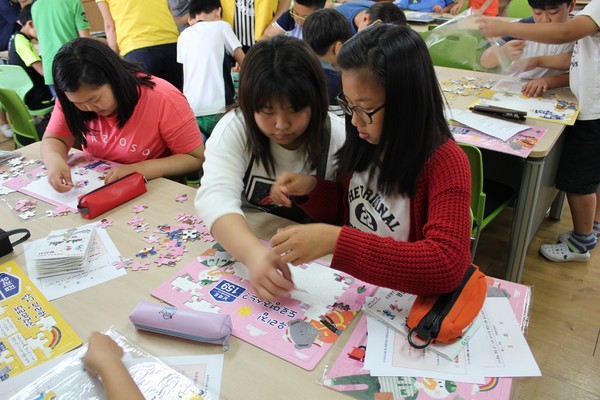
77;172;146;201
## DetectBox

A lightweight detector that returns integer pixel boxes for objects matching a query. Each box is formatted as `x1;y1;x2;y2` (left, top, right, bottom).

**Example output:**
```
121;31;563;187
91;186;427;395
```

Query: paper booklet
151;242;377;371
361;287;481;361
34;224;96;278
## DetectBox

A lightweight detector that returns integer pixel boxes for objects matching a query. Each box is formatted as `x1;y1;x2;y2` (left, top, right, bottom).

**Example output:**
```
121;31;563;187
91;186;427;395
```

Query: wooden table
436;66;572;282
0;143;350;399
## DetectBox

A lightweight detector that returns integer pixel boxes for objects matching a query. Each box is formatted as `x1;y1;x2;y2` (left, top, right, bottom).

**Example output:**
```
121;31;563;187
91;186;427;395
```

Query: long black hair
52;38;155;147
238;35;329;175
336;24;451;197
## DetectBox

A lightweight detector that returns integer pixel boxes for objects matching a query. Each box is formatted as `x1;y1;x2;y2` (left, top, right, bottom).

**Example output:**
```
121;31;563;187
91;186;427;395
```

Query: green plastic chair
505;0;532;18
0;88;42;148
421;30;488;71
0;64;54;117
459;143;515;259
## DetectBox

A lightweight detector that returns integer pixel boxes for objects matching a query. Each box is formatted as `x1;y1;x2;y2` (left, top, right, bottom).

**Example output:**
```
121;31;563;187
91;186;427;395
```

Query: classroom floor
1;136;599;399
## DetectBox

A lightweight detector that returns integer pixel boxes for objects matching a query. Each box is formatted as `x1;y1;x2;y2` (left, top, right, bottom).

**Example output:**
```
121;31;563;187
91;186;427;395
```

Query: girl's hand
270;224;341;265
245;246;294;300
46;161;73;193
503;40;526;60
270;172;317;207
432;4;443;13
83;332;124;374
104;165;139;184
521;77;548;98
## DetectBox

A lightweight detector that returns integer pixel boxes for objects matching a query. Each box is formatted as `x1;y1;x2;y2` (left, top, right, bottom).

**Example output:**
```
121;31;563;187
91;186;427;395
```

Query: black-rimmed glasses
336;93;385;124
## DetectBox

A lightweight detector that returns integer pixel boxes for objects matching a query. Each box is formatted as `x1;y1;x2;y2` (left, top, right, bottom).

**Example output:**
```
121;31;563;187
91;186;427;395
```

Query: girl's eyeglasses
289;7;307;23
336;93;385;124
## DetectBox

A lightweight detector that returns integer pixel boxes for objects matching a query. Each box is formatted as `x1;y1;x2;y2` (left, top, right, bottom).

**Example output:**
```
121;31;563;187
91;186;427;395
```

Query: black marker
469;105;527;121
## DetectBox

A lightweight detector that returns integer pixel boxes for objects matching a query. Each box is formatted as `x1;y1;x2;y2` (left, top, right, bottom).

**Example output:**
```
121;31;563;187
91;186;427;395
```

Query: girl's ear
217;7;222;18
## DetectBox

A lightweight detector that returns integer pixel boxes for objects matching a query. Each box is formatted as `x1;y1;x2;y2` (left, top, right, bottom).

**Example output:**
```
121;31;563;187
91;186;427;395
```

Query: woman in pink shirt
41;38;205;193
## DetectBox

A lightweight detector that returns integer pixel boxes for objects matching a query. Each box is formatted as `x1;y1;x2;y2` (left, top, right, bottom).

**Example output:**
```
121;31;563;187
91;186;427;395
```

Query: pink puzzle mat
151;243;377;370
322;277;532;400
3;153;118;212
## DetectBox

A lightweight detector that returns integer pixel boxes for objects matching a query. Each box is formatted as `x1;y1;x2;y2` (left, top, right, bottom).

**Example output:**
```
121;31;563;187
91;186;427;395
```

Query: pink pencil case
129;301;232;349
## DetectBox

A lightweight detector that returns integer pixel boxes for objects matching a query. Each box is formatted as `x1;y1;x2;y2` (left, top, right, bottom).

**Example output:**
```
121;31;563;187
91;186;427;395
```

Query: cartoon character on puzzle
285;309;357;349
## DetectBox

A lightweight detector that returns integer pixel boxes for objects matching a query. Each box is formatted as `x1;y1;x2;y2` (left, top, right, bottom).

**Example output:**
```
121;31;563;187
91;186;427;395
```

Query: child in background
83;332;144;400
432;0;464;14
479;1;600;262
261;0;326;39
366;2;407;26
395;0;448;13
31;0;93;95
302;8;352;117
221;0;291;50
432;0;496;17
8;5;54;111
337;1;406;35
480;0;575;97
41;38;204;192
336;0;375;34
95;0;182;90
269;25;472;295
195;36;346;300
178;0;245;140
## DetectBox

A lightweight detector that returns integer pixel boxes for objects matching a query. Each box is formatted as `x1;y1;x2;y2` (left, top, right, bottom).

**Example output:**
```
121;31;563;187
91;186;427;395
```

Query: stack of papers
0;149;19;164
34;225;95;278
362;288;480;361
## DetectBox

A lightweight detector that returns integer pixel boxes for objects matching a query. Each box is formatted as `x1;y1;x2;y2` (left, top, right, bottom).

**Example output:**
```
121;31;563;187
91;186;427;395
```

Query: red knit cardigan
298;140;472;296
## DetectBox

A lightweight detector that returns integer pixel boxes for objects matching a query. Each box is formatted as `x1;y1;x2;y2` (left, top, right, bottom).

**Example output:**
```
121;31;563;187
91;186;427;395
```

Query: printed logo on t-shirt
348;172;410;241
87;134;152;157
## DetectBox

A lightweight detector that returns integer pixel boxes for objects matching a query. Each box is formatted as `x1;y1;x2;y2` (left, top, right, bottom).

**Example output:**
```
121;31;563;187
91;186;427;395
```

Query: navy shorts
556;119;600;194
125;43;182;91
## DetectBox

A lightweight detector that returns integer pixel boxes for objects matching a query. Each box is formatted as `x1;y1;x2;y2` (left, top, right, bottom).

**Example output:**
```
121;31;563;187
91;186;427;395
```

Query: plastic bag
423;9;505;72
10;327;206;400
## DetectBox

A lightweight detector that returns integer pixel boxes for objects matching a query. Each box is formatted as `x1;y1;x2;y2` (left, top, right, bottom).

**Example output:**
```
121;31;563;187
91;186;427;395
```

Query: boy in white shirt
177;0;245;140
479;1;600;263
480;0;575;98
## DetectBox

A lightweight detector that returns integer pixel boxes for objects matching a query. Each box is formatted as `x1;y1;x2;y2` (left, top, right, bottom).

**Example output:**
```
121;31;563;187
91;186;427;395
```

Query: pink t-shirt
47;77;202;163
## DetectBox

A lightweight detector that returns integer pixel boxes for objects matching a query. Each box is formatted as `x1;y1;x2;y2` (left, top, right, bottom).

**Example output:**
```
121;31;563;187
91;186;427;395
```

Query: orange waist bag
406;264;487;349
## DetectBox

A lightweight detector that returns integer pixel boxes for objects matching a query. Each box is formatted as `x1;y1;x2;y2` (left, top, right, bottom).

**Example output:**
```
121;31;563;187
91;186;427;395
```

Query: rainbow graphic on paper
478;377;499;392
48;326;62;349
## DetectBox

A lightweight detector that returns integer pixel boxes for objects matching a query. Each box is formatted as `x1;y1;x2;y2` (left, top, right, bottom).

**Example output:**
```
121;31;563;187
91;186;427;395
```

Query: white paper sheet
161;354;224;400
365;316;486;384
365;297;541;382
468;298;541;377
24;225;125;300
449;109;528;141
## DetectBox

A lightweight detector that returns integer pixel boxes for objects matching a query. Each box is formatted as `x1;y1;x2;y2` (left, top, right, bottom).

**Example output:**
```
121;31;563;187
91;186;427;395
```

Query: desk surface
0;143;349;399
435;66;572;159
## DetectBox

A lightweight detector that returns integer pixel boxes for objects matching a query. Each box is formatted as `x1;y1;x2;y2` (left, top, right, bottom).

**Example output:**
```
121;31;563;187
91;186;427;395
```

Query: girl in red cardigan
269;24;472;296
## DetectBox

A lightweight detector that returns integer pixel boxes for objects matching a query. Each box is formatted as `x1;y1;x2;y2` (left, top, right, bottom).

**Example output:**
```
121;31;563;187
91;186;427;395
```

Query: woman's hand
46;161;73;193
245;245;294;300
270;172;317;207
270;223;341;265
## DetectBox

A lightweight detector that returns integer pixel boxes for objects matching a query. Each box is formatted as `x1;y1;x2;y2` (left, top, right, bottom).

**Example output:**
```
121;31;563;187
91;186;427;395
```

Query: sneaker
539;241;590;263
557;231;600;244
0;124;13;138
